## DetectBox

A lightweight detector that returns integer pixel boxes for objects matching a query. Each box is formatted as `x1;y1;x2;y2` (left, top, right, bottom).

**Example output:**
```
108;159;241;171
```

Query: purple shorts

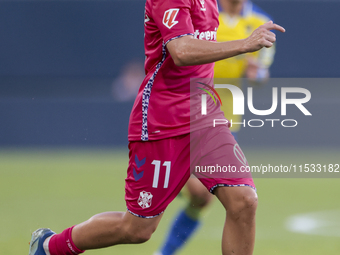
125;125;255;218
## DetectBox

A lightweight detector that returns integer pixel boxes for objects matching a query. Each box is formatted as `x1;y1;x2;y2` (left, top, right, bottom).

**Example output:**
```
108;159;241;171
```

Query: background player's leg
157;178;213;255
72;211;163;249
214;186;258;255
185;177;213;219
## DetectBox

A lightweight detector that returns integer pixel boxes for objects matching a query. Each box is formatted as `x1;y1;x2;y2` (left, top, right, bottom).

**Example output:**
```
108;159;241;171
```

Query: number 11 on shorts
151;160;171;188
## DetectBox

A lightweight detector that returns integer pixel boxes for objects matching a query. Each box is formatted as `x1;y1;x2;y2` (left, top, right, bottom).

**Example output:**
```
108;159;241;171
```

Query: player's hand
243;21;285;53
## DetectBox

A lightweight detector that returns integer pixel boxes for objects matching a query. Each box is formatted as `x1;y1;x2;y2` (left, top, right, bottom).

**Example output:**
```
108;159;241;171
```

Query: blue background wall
1;0;339;77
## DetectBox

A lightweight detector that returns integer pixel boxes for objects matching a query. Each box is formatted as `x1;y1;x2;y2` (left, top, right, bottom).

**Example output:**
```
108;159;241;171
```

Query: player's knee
236;192;258;220
124;223;156;244
130;230;153;244
228;190;258;221
242;192;258;212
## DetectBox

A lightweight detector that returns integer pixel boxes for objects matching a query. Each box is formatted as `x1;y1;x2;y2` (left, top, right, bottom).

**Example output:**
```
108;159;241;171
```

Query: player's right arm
167;21;285;67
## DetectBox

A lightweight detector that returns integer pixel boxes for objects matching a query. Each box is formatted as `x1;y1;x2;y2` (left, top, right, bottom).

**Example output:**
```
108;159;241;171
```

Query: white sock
43;235;54;255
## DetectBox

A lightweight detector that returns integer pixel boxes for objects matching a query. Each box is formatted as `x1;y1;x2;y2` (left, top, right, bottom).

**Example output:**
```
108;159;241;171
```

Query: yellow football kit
214;1;275;132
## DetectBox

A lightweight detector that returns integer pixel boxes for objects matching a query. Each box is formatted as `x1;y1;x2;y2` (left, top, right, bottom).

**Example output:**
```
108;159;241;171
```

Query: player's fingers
263;41;273;48
262;21;286;33
272;23;285;33
265;31;276;43
260;37;274;48
265;35;276;44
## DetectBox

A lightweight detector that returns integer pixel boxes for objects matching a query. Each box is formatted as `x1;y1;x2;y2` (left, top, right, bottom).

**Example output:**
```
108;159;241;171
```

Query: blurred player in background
155;1;276;254
28;0;284;255
216;0;275;139
111;60;145;102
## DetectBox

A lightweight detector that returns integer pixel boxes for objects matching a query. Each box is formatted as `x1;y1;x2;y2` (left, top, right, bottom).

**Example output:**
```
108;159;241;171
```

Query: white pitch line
286;209;340;237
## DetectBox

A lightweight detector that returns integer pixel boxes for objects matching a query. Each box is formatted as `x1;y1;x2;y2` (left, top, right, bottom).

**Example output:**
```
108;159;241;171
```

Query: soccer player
28;1;284;255
216;0;276;138
155;1;277;255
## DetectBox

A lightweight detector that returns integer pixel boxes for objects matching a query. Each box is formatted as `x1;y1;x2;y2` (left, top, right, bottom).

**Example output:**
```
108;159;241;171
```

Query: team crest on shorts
138;191;153;209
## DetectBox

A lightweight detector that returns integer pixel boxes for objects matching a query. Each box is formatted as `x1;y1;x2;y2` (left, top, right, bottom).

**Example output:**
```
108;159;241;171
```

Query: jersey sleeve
152;0;195;44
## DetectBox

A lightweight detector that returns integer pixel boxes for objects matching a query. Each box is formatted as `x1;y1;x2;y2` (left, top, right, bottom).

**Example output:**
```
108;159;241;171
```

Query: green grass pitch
1;147;340;254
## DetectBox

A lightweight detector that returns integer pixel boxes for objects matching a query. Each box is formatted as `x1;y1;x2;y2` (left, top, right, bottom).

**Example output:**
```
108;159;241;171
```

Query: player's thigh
192;125;255;193
125;135;191;218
